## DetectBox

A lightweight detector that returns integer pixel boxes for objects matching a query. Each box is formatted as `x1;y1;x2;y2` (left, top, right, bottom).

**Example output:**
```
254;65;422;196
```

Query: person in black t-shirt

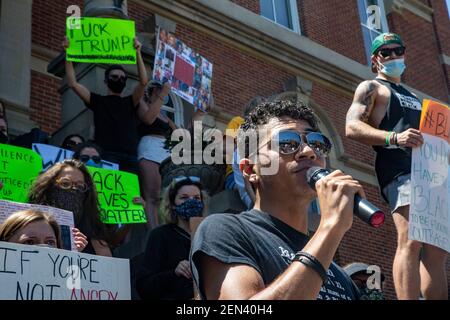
191;99;363;300
137;176;208;300
63;36;158;174
345;33;447;300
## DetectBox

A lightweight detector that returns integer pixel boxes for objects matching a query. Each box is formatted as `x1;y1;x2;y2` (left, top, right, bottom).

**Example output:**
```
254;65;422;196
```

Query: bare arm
137;82;171;125
346;80;424;148
63;37;91;104
132;37;149;107
200;170;362;300
345;80;390;146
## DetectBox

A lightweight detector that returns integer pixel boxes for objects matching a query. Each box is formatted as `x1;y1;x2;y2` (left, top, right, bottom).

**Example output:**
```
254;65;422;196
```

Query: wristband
294;251;328;284
393;132;398;146
385;132;393;146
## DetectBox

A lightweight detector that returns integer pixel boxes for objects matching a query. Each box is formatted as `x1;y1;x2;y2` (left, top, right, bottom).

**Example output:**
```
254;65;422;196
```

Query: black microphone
306;167;385;228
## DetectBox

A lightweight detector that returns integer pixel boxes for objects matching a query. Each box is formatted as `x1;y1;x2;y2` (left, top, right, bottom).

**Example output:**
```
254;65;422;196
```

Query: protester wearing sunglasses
346;33;446;300
73;141;104;168
191;99;364;300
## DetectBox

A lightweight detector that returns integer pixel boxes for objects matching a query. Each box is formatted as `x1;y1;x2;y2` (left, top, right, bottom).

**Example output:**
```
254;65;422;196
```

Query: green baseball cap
371;33;404;55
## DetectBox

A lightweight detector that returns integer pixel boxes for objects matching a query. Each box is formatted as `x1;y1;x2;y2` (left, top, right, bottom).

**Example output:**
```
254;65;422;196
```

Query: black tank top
373;78;422;191
138;116;172;137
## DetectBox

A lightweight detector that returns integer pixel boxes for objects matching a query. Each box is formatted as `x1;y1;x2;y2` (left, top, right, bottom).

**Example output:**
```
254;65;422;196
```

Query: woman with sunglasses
61;134;85;151
28;159;112;256
73;141;103;168
136;176;208;300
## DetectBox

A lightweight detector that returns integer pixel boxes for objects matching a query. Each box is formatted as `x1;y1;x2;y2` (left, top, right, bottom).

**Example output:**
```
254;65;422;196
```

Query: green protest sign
66;17;136;64
0;144;43;203
88;167;146;224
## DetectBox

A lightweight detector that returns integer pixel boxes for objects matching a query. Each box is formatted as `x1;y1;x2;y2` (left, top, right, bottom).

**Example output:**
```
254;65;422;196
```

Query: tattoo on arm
347;81;376;123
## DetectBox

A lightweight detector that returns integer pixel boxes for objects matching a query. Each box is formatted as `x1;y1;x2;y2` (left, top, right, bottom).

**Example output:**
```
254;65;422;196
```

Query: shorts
137;135;171;164
382;173;411;213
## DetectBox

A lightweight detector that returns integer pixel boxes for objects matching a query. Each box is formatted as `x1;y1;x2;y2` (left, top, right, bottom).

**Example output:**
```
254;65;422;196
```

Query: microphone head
306;167;330;190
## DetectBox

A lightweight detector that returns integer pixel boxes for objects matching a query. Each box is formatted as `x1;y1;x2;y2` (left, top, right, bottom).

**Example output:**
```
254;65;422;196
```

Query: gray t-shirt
190;209;359;300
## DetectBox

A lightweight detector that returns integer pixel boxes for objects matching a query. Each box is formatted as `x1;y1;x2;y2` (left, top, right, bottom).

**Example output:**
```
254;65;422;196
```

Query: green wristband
385;132;392;146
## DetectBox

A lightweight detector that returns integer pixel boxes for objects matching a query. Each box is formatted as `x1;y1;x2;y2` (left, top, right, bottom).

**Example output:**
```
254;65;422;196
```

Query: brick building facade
0;0;449;299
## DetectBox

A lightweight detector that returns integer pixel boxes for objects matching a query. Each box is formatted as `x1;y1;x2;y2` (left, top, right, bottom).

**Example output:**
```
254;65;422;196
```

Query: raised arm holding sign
63;17;149;174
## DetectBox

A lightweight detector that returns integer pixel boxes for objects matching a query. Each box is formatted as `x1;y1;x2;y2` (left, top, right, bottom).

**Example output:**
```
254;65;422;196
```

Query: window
260;0;301;33
357;0;389;64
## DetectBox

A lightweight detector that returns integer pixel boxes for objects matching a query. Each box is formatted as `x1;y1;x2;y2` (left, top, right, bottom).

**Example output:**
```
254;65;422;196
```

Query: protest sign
32;143;119;171
409;99;449;253
0;241;130;300
0;144;42;203
88;167;146;224
66;17;136;64
0;200;76;251
152;27;213;111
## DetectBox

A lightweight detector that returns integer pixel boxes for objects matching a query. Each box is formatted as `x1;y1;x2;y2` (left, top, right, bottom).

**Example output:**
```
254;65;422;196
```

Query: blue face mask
174;198;204;220
378;58;406;77
85;159;102;168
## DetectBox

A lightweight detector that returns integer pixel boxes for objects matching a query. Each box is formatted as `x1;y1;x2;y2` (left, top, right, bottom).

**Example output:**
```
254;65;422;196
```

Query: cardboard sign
32;143;119;171
0;144;42;203
88;167;146;224
409;100;449;253
66;17;136;64
0;200;76;251
0;241;130;300
152;27;213;111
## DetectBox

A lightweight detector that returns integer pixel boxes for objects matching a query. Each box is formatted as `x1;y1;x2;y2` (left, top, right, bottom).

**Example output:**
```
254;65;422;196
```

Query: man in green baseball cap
346;33;448;300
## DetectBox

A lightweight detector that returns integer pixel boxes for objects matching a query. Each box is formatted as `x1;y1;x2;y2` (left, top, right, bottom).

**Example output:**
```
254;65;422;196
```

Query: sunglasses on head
79;155;102;164
377;46;406;58
272;130;332;156
173;176;201;184
109;74;127;81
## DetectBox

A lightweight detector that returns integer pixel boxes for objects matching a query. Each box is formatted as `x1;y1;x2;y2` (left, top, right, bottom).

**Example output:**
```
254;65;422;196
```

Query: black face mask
0;132;8;144
107;78;127;94
48;187;85;224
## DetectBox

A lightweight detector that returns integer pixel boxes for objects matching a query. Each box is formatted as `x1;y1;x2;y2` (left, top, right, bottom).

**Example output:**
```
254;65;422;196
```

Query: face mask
359;288;385;300
85;159;102;168
48;187;85;224
107;78;127;94
173;198;204;220
378;58;406;77
0;132;9;144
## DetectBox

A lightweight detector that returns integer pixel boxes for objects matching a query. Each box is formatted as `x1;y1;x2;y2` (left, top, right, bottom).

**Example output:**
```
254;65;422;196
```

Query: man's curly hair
237;99;319;159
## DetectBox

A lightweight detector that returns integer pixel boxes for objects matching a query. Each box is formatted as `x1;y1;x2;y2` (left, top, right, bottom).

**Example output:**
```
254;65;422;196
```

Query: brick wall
387;10;449;102
230;0;259;14
32;0;83;52
30;71;62;133
298;0;367;64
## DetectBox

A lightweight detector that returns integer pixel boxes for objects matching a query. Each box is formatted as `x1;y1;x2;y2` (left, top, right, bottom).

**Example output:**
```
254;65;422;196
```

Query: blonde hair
0;210;62;248
159;178;209;224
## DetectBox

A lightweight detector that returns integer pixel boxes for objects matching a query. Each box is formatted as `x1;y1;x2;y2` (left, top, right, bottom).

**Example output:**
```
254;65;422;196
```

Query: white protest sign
32;143;119;171
0;241;130;300
409;100;450;253
0;200;76;251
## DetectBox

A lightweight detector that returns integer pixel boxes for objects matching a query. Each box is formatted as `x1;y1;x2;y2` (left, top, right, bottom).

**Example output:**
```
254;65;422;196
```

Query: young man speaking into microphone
190;99;366;300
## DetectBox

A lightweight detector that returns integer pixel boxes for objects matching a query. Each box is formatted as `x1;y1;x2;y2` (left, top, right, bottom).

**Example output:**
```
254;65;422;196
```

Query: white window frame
260;0;301;34
358;0;389;64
